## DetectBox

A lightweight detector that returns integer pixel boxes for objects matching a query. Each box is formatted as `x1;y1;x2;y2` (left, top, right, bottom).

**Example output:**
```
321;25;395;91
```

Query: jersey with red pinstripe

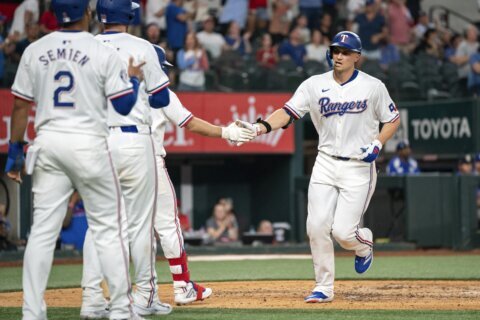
280;69;398;300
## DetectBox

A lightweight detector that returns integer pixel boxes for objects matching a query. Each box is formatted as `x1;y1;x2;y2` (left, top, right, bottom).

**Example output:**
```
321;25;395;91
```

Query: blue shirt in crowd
468;53;480;91
278;41;307;67
166;3;187;50
387;156;420;175
354;13;385;51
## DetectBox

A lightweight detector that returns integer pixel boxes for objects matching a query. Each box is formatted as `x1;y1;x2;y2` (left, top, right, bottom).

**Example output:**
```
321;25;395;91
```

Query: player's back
95;32;170;127
12;30;129;137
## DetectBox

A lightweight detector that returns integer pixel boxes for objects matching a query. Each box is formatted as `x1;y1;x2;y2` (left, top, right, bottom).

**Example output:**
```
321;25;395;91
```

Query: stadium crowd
0;0;479;99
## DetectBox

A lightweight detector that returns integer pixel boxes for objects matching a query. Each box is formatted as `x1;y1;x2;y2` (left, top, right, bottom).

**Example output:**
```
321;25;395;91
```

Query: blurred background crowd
0;0;480;100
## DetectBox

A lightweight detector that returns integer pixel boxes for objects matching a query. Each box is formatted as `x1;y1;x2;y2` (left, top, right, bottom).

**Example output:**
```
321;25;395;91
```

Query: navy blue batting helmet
96;0;140;25
329;31;362;54
152;44;173;73
51;0;89;25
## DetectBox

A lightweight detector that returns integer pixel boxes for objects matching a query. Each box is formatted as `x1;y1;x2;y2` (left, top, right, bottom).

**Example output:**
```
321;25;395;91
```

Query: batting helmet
96;0;140;25
51;0;90;25
152;44;173;73
329;31;362;56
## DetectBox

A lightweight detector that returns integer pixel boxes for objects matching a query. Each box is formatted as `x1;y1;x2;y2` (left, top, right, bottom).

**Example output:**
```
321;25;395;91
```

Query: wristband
256;117;272;133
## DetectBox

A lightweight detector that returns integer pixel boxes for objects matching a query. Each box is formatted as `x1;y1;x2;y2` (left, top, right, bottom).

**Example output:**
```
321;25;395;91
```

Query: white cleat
80;306;110;319
132;301;172;316
174;281;212;305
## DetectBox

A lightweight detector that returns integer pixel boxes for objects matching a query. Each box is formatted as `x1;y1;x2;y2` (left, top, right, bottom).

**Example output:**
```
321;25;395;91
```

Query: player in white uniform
237;31;400;302
80;0;172;317
79;0;253;317
151;46;252;305
5;0;145;319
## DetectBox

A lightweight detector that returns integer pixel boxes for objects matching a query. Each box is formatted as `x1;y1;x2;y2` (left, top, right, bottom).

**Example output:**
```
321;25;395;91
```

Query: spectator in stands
269;0;295;45
294;14;311;44
305;29;328;66
387;141;420;175
379;36;400;70
319;12;335;42
177;32;209;91
166;0;193;55
246;0;269;36
13;22;39;62
387;0;414;54
60;192;88;251
413;28;442;60
206;203;239;243
256;33;278;69
7;0;39;42
468;46;480;96
219;0;249;31
299;0;323;30
189;0;222;29
224;21;252;56
145;22;161;45
443;31;462;62
413;10;432;43
452;24;479;89
346;0;365;24
458;154;474;175
39;3;58;35
145;0;168;37
197;15;226;60
353;0;387;65
278;27;307;67
475;153;480;175
257;220;274;235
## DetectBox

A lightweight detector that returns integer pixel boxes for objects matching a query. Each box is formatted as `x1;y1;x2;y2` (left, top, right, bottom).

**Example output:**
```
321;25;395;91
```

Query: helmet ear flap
326;50;333;69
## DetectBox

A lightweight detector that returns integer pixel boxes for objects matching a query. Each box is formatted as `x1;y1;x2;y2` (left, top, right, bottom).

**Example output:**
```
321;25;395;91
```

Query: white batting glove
235;120;263;136
221;122;256;143
360;139;382;163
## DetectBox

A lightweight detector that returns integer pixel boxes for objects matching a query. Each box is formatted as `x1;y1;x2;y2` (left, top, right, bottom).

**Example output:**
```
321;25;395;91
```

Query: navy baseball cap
396;141;409;151
52;0;90;24
366;0;375;5
459;154;473;164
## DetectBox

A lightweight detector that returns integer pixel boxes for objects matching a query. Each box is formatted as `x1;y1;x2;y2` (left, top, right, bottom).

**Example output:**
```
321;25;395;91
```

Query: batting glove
360;139;382;163
235;120;263;136
5;141;27;173
221;122;256;143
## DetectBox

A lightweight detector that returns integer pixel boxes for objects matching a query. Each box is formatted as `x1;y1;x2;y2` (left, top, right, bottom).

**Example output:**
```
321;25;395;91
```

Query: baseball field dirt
1;280;479;310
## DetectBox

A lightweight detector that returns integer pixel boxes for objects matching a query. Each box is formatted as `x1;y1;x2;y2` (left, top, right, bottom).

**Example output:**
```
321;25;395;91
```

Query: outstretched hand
221;122;256;144
128;56;146;81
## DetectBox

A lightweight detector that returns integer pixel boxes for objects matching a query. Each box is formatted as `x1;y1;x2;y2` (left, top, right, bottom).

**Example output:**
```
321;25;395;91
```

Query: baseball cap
365;0;375;5
459;154;473;164
396;141;409;151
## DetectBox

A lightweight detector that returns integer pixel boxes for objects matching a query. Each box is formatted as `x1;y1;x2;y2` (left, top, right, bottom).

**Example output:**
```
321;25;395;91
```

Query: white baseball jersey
95;32;170;127
11;31;133;137
283;70;399;158
151;89;193;156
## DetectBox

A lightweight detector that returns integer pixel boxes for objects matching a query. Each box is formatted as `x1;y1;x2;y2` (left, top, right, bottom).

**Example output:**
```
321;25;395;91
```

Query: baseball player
237;31;400;303
79;1;253;317
5;0;145;319
151;45;251;305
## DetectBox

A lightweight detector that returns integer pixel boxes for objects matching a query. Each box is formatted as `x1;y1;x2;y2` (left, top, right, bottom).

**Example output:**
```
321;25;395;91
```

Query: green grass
1;255;480;292
0;308;479;320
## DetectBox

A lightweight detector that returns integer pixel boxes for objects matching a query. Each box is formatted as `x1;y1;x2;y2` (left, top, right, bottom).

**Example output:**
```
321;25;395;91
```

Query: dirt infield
1;280;480;310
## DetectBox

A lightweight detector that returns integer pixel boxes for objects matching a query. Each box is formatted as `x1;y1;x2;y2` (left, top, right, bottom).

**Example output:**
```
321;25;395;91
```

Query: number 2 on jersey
54;71;75;108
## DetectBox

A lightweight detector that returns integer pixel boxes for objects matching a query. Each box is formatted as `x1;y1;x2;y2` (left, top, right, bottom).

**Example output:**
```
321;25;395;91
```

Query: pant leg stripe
107;141;133;305
163;159;184;256
147;136;159;307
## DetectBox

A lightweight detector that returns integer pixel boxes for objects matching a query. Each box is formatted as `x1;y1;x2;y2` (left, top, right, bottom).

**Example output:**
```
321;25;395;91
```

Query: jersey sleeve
103;49;134;100
162;89;193;127
144;44;170;94
282;80;311;119
11;49;35;102
374;82;399;123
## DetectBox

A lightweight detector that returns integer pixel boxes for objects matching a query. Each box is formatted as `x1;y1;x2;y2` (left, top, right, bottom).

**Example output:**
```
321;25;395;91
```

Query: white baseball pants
22;131;132;320
307;151;376;296
82;128;159;308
